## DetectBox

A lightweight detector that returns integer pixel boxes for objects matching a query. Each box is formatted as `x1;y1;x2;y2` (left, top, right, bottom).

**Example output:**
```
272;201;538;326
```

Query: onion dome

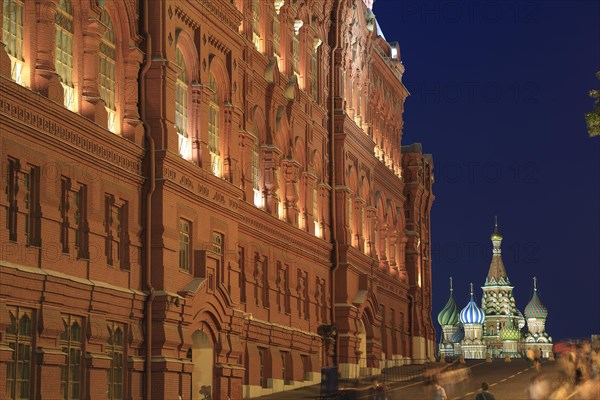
499;320;521;341
459;283;485;325
524;277;548;319
490;216;503;241
438;277;460;326
451;324;465;343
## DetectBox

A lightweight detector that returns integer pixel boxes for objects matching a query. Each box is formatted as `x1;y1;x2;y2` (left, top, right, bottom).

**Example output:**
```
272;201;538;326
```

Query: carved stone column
122;47;144;143
80;17;108;125
378;223;389;271
302;171;317;233
34;0;63;103
356;198;366;251
190;83;203;165
281;158;301;226
366;206;377;258
238;129;255;202
261;145;283;216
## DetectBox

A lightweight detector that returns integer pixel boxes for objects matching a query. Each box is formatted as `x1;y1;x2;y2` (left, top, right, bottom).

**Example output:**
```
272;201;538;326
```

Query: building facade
0;1;435;399
437;222;553;360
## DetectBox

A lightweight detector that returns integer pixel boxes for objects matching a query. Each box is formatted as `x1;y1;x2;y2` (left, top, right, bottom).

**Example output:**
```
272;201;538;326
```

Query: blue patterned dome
460;284;485;325
525;277;548;319
438;278;460;326
451;324;465;343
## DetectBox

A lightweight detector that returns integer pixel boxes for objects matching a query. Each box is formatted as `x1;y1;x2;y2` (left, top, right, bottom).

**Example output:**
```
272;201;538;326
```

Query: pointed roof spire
470;282;474;297
486;216;509;285
450;276;453;292
533;276;538;291
491;215;503;241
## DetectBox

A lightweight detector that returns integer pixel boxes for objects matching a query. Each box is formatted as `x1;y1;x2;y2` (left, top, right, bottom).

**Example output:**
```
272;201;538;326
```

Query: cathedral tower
480;218;524;357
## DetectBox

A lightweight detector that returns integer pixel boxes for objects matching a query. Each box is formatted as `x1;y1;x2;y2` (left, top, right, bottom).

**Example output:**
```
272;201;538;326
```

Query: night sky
373;1;600;341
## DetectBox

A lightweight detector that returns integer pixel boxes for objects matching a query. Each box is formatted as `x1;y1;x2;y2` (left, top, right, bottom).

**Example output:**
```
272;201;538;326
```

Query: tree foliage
585;71;600;137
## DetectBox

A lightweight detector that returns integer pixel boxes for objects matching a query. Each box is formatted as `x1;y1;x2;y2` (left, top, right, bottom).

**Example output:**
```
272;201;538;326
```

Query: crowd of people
527;342;600;400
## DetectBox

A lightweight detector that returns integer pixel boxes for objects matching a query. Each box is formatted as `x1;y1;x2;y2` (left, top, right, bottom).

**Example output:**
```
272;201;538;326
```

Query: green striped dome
525;288;547;320
499;322;521;341
437;291;460;326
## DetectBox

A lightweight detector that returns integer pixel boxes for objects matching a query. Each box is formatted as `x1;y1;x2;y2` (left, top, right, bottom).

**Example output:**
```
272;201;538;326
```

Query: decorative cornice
174;6;200;30
0;78;142;176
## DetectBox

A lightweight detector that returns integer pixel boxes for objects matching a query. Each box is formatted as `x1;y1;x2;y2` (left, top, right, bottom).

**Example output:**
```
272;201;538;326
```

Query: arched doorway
191;330;214;400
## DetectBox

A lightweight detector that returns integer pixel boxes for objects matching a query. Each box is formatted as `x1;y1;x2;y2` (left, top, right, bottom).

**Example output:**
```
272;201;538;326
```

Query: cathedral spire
450;276;453;292
486;216;510;285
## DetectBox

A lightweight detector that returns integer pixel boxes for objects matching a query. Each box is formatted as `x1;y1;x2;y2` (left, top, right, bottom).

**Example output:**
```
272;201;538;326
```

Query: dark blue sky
374;1;600;341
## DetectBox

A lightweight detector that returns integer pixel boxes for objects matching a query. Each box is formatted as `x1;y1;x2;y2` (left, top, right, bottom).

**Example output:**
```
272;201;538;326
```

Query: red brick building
0;0;435;399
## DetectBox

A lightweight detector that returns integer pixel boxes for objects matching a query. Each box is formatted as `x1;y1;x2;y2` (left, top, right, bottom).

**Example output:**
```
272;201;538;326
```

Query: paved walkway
254;362;441;400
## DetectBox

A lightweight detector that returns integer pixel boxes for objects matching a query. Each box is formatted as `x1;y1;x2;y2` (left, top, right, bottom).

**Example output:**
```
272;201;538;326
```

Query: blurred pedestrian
433;379;447;400
475;381;495;400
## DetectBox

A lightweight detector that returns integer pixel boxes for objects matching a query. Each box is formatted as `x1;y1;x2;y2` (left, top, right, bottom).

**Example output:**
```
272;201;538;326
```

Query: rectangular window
73;184;88;258
6;306;33;400
212;232;225;284
105;196;128;268
107;322;124;400
281;351;288;383
6;162;40;245
55;1;75;110
258;347;267;388
179;219;191;272
60;315;83;400
60;181;88;258
2;0;25;84
6;159;18;241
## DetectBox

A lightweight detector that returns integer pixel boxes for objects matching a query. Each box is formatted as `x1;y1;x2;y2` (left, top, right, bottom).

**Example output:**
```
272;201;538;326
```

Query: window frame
99;8;117;133
55;0;75;110
179;218;191;273
2;0;25;84
5;306;33;400
60;315;83;400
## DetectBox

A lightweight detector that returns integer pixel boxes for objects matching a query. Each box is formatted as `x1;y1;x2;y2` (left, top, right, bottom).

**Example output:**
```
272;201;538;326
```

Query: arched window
208;73;221;176
252;0;260;50
2;0;24;84
313;185;321;237
175;46;191;160
99;9;116;133
55;0;75;110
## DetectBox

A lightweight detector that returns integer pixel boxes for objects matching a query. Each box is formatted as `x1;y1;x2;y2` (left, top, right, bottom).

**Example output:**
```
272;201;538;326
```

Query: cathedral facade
437;222;553;360
0;1;435;399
